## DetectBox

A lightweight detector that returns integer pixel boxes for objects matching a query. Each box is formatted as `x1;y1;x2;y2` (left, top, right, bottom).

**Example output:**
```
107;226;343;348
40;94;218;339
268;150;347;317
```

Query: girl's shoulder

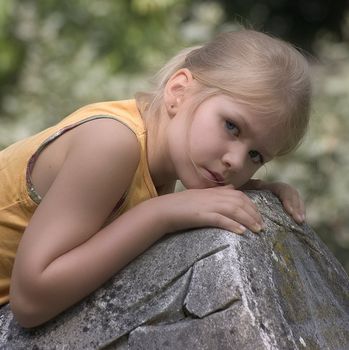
31;117;140;202
70;116;140;151
66;117;141;188
54;116;141;183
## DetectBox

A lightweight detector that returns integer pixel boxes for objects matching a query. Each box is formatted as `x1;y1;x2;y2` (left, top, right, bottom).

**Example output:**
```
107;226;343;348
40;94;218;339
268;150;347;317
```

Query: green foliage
0;1;25;97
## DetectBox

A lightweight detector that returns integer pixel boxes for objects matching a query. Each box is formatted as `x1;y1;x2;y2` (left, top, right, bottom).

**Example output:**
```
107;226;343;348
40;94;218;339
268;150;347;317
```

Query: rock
0;190;348;349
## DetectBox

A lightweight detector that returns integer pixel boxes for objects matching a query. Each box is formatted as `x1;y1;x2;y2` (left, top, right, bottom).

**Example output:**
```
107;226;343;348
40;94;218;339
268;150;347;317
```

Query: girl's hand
242;179;305;224
157;185;264;235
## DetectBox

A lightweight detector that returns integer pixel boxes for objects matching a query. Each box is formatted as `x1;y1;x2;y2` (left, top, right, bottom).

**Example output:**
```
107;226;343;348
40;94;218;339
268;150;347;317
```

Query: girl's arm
11;120;145;327
10;121;263;328
240;179;305;224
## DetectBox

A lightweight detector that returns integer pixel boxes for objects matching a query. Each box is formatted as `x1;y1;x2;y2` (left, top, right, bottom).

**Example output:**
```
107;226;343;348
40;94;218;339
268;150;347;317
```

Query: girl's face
166;94;285;189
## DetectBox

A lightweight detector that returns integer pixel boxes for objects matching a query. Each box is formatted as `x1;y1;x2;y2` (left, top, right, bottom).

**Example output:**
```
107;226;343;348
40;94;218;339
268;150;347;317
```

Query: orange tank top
0;99;157;305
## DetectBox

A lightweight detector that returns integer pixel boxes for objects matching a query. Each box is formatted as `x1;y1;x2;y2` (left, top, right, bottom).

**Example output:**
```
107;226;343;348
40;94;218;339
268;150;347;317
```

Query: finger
230;191;264;227
207;213;247;235
208;188;264;231
218;188;264;224
289;190;306;223
217;201;263;233
295;197;305;224
283;197;304;224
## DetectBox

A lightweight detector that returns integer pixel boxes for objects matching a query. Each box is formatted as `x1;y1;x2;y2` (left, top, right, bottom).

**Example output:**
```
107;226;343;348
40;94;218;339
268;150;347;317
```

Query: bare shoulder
67;118;141;201
17;118;141;266
70;118;140;161
31;117;140;199
59;117;141;220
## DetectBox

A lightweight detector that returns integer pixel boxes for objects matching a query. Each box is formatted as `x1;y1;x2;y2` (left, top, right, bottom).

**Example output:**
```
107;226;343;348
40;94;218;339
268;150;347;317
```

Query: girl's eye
225;120;239;136
249;150;264;164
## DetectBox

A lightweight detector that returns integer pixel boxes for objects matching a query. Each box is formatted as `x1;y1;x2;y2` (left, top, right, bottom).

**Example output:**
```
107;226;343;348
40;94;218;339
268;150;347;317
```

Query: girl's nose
222;149;245;173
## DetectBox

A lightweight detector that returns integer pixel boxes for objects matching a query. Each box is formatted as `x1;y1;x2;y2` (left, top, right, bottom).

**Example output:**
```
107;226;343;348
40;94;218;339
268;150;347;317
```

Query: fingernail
254;224;262;233
298;214;305;223
236;225;246;234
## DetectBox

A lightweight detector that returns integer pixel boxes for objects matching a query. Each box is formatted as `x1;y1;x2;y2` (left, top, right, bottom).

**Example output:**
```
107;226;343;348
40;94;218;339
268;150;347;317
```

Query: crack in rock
183;248;242;319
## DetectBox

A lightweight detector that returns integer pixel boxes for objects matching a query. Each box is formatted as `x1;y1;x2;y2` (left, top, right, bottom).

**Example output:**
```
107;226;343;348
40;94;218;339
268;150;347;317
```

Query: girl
0;30;311;328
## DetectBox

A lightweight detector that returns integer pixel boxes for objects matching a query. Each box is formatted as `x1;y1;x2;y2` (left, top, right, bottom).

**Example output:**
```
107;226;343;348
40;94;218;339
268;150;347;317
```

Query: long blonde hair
136;30;311;155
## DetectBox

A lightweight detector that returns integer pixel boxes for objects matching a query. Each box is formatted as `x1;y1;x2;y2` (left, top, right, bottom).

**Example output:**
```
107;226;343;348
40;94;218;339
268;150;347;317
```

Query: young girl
0;30;311;328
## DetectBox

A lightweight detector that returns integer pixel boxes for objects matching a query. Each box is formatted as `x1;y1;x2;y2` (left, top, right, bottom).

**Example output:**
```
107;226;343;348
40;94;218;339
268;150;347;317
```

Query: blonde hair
137;29;312;155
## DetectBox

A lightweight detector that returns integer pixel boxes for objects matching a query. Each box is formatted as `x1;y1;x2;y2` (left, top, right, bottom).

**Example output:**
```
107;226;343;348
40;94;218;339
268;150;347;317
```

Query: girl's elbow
9;291;50;328
10;300;42;328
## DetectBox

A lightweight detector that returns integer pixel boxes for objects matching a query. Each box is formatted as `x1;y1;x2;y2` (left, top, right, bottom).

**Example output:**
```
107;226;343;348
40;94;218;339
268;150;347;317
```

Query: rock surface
0;190;348;349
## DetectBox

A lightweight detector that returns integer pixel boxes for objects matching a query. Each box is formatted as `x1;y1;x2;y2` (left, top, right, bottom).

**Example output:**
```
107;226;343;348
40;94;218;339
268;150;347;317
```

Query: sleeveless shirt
0;99;157;305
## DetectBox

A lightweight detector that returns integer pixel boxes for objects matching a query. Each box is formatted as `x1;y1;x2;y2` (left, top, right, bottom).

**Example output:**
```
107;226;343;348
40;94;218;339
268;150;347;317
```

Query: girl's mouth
206;169;225;185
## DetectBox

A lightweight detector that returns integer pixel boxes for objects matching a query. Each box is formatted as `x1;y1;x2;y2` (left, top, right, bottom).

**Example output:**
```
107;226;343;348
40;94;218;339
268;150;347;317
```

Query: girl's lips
207;169;225;184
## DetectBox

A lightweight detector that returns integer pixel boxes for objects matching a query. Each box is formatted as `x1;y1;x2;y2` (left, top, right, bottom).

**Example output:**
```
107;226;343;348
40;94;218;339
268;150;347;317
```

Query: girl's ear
164;68;194;117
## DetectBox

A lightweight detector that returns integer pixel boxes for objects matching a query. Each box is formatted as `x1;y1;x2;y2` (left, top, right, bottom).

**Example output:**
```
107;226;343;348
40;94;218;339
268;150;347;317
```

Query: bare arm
10;120;151;327
10;121;264;328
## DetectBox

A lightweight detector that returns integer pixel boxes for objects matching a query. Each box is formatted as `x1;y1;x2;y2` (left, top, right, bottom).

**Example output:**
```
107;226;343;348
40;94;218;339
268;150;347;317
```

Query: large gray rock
0;191;348;349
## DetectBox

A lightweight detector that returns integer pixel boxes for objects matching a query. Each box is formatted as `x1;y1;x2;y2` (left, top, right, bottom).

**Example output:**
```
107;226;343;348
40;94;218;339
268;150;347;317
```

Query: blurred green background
0;0;348;272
